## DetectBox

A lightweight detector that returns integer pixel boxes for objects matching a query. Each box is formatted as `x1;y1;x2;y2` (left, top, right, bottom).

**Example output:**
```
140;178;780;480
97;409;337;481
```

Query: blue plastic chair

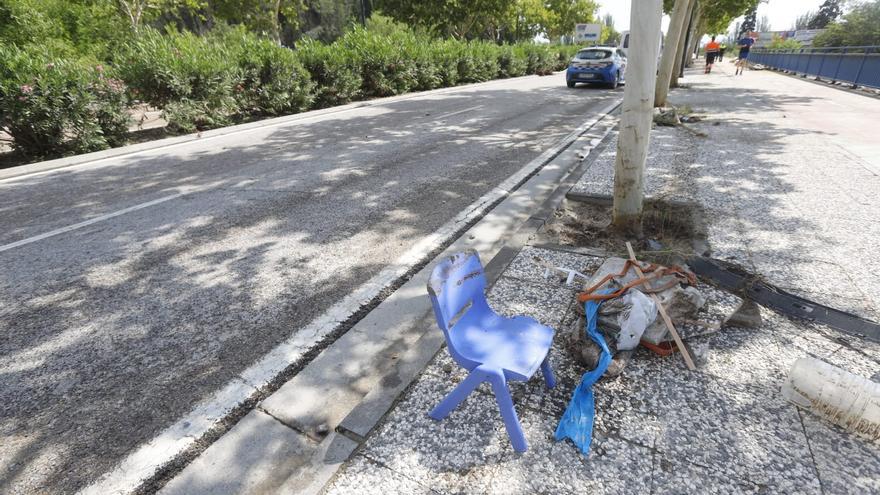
426;250;556;452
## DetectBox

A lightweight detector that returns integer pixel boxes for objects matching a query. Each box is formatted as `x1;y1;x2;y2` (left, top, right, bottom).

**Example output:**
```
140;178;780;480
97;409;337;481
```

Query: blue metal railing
749;46;880;89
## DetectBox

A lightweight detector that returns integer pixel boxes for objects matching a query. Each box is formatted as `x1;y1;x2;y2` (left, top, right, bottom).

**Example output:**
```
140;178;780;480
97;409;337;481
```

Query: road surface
0;74;619;493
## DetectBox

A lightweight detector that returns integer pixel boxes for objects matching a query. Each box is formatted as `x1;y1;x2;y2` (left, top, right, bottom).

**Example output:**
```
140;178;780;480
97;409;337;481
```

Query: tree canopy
813;0;880;47
699;0;762;36
373;0;599;42
807;0;843;29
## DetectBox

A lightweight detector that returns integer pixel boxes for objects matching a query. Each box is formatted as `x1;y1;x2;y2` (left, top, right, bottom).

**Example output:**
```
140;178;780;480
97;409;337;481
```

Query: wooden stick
626;242;697;371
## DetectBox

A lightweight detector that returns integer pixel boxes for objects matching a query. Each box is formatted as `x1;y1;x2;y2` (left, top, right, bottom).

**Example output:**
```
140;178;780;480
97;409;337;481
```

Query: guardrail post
800;49;809;77
832;48;845;83
852;48;870;88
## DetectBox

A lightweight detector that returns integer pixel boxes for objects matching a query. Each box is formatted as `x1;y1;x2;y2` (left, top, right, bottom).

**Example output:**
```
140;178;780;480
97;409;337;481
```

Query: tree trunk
670;0;696;88
686;17;705;68
655;0;693;106
678;1;698;79
612;0;663;234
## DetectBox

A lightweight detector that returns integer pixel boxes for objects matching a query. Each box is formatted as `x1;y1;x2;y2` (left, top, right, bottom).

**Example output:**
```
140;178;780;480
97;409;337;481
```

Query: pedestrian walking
735;32;756;75
718;43;727;62
704;36;720;74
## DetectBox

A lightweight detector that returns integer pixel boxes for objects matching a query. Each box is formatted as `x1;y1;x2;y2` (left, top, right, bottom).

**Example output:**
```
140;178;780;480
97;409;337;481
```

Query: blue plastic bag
554;294;612;454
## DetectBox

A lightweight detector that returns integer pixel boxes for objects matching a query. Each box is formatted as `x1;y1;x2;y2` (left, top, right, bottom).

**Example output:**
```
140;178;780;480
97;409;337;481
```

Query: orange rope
576;260;696;302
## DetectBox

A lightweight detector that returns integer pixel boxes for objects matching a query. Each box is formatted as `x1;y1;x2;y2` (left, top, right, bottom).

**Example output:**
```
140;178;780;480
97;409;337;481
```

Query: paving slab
800;411;880;494
483;411;653;494
359;371;510;495
323;455;437;495
159;410;331;495
567;127;698;203
602;360;822;490
485;275;574;329
652;452;766;494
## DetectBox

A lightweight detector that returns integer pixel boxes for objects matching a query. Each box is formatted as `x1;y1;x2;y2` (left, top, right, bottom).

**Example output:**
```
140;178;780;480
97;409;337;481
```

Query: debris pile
653;107;708;137
541;243;746;377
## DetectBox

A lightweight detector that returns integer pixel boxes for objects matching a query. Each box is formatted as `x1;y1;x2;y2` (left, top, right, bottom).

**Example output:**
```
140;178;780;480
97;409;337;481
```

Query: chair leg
487;371;528;452
540;356;556;389
429;368;485;420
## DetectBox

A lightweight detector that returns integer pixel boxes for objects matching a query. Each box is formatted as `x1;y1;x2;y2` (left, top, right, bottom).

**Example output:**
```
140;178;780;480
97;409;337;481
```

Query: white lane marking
78;98;621;495
0;93;593;255
0;192;189;254
432;105;482;121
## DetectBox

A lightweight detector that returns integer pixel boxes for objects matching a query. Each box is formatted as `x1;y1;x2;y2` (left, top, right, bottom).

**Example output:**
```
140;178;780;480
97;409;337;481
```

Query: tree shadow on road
0;79;620;493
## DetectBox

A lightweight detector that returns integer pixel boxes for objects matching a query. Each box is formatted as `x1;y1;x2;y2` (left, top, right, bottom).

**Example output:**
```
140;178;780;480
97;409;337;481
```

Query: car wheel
567;81;576;88
608;71;619;89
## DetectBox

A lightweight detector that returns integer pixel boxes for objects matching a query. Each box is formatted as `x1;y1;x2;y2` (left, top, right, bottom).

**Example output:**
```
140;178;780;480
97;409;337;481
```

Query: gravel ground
324;247;880;494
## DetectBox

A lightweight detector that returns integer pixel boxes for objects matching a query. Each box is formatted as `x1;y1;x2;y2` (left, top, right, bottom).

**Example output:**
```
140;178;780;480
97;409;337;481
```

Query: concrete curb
0;72;564;183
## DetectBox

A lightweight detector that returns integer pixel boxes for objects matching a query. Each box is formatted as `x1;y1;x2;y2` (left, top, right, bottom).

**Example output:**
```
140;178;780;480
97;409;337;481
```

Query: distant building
792;29;825;47
753;31;793;48
753;29;825;48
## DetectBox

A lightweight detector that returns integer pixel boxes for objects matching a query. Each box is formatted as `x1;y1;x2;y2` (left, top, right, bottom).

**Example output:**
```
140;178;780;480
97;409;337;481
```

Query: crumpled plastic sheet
615;290;657;350
554;291;612;455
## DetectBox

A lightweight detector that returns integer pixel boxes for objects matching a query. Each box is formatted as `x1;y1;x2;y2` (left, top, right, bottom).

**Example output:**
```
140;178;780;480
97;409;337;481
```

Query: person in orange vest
704;36;721;74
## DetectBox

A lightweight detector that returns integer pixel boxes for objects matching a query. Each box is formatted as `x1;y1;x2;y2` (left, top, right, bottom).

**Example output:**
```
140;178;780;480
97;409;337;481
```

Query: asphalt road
0;74;619;494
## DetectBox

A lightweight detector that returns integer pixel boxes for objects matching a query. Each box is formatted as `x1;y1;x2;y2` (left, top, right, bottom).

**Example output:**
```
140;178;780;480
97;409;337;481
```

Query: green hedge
116;27;313;134
2;23;580;159
0;46;129;157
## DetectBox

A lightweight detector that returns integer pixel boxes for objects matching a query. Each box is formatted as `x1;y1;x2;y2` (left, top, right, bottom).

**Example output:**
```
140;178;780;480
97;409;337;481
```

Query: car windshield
576;49;611;60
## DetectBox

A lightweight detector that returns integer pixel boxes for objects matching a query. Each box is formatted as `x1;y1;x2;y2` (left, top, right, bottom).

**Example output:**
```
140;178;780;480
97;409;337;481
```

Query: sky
598;0;828;34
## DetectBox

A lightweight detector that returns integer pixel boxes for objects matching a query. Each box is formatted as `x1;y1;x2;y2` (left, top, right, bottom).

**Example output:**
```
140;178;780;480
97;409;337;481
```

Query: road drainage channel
688;257;880;343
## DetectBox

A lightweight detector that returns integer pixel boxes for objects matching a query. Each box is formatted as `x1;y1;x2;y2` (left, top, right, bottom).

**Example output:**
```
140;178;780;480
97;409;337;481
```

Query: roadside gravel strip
69;102;621;492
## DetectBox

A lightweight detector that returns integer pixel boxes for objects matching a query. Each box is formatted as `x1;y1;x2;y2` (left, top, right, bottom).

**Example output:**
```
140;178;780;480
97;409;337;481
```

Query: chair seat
450;310;554;381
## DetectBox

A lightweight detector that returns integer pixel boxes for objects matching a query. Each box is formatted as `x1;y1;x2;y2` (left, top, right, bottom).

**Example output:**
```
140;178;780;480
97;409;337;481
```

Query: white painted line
78;98;622;495
0;95;614;255
432;105;482;121
0;192;190;254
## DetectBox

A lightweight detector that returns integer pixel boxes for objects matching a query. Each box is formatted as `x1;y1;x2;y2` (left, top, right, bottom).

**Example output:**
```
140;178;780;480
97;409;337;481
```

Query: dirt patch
543;197;707;264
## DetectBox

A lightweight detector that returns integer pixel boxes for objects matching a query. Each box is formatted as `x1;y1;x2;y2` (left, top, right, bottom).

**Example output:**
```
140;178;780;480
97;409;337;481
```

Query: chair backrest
427;250;487;334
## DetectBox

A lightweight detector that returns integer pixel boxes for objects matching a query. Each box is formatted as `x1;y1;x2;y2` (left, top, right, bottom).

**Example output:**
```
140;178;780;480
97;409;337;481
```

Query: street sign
574;23;602;43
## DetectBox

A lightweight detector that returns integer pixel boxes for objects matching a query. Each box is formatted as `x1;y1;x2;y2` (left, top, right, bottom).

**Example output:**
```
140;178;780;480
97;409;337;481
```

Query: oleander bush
297;39;362;108
0;45;130;157
1;14;579;158
118;27;313;133
339;27;419;97
226;29;314;117
497;45;529;78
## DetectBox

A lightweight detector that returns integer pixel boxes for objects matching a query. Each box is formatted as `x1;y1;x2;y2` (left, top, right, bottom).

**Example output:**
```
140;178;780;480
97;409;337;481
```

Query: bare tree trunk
116;0;146;33
670;0;696;88
612;0;663;234
686;17;705;68
655;0;693;106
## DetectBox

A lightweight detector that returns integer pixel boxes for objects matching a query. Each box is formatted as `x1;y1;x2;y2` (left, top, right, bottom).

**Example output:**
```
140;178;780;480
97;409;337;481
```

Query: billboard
574;23;602;43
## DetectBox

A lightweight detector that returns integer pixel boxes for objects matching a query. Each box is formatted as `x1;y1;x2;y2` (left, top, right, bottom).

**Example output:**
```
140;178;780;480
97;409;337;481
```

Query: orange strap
576;260;696;302
575;260;697;357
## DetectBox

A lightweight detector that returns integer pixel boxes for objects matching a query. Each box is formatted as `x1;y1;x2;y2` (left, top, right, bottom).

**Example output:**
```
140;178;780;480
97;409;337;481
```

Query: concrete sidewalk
321;64;880;493
575;60;880;322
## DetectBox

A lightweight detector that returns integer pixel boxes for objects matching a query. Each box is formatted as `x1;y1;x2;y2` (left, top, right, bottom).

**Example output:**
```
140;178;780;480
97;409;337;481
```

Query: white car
618;30;665;60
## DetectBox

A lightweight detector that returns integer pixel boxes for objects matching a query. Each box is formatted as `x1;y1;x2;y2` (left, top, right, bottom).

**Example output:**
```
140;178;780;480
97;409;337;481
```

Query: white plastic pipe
782;357;880;442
